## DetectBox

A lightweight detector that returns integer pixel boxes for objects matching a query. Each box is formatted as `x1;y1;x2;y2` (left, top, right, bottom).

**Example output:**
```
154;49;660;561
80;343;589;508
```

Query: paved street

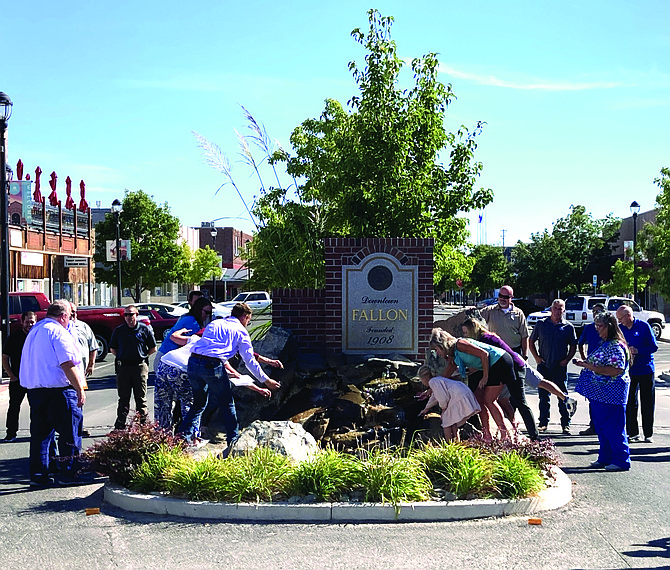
0;322;669;569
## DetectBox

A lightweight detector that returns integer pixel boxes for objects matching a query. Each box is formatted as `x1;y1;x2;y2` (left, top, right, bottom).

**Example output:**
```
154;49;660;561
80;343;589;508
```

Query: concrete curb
104;466;571;523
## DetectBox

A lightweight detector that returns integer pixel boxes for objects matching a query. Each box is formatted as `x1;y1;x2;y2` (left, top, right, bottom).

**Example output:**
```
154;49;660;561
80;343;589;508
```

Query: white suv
220;291;272;311
564;296;609;327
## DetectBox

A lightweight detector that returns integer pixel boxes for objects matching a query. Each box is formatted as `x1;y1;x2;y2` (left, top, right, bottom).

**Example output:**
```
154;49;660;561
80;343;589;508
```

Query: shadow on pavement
623;536;670;561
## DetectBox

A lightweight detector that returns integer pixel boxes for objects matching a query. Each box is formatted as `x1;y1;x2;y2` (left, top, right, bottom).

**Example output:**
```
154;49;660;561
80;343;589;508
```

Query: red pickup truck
6;291;130;361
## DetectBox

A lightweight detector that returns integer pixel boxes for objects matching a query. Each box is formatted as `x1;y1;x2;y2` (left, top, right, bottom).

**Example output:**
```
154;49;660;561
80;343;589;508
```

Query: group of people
2;290;281;486
418;285;657;473
2;300;94;485
108;290;281;447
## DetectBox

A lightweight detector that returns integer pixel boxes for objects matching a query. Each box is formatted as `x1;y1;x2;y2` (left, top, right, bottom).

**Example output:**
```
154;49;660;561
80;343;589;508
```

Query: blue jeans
537;363;570;429
181;356;238;444
27;387;83;479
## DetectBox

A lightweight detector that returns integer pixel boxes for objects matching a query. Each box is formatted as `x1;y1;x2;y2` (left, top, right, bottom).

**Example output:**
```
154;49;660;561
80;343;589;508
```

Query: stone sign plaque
342;253;418;354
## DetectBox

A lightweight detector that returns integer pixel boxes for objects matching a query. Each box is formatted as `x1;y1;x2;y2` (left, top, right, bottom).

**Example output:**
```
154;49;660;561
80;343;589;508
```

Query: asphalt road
0;317;669;569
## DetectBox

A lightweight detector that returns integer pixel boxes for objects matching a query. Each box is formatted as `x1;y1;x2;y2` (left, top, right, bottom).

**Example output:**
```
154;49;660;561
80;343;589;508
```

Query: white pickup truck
219;291;272;311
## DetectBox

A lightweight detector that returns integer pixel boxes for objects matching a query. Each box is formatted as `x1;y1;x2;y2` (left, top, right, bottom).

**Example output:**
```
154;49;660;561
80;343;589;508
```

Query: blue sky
3;1;669;246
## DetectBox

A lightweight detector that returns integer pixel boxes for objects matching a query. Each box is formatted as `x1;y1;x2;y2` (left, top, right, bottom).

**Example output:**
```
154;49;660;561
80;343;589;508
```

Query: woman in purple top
461;318;542;440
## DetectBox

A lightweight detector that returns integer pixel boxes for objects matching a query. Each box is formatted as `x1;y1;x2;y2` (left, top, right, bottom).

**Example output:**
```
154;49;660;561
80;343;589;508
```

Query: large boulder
226;420;319;463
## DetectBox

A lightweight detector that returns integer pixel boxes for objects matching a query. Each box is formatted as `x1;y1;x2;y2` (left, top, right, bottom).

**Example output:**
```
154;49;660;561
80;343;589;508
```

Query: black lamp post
210;225;218;302
630;201;640;305
111;199;123;307
0;92;13;346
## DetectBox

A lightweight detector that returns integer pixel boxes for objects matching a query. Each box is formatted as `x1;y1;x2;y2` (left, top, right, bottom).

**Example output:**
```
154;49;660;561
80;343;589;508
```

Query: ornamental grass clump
491;451;545;499
83;416;185;487
289;448;361;502
413;441;493;498
356;449;432;505
129;445;188;493
214;446;295;503
165;453;235;502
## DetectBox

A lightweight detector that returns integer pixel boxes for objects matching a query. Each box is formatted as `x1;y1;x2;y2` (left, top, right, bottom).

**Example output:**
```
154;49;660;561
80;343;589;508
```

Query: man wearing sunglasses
480;285;530;359
109;305;157;430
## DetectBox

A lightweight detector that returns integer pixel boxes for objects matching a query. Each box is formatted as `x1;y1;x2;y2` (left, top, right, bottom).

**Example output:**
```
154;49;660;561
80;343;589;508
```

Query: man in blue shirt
616;305;658;443
577;303;605;436
529;299;578;434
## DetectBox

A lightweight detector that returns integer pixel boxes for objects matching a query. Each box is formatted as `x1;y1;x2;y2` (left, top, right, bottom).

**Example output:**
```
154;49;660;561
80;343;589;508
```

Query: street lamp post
630;200;640;305
111;199;123;307
0;92;13;346
210;225;218;302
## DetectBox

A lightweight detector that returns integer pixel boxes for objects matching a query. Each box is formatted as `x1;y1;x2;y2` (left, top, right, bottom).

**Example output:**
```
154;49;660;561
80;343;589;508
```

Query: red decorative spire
33;166;43;203
65;176;76;210
48;171;59;207
78;180;89;212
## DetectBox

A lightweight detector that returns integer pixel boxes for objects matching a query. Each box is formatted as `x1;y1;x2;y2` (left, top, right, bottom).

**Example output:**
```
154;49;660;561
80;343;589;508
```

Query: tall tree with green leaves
601;258;650;296
468;245;512;296
195;10;492;290
94;190;189;302
640;167;670;298
512;205;619;298
183;245;222;286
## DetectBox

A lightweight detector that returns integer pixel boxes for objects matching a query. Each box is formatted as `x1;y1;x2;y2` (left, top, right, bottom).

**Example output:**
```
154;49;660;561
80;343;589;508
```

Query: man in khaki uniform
480;285;529;358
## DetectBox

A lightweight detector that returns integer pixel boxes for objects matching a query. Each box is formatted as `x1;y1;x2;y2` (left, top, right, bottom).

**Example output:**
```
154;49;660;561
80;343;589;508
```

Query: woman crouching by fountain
429;328;516;441
417;365;481;441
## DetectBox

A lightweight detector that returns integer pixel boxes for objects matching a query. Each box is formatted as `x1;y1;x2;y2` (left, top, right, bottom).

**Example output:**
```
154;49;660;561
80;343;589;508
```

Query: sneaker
604;464;629;472
589;460;604;468
562;427;571;435
628;435;641;442
644;436;654;443
565;397;578;418
2;435;17;443
538;425;548;433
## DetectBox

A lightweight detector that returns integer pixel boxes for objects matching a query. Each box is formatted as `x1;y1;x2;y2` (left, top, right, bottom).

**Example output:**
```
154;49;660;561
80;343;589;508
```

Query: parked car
135;305;180;341
219;291;272;311
212;302;232;319
526;306;552;326
605;297;665;340
135;302;187;317
512;298;545;317
564;295;609;327
6;291;126;361
475;298;498;309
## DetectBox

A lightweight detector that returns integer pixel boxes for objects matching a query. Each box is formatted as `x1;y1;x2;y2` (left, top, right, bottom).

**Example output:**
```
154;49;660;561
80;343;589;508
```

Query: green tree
640;167;670;298
512;205;619;298
601;258;650;296
468;245;512;296
196;11;492;290
183;245;222;286
94;190;189;302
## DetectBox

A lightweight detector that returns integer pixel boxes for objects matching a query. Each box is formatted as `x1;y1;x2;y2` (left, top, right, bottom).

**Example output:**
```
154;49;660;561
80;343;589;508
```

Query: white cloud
438;64;622;91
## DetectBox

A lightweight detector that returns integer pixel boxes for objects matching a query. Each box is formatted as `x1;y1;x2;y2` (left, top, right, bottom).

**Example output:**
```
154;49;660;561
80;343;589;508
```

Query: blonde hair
461;317;488;340
418;365;433;379
429;328;458;357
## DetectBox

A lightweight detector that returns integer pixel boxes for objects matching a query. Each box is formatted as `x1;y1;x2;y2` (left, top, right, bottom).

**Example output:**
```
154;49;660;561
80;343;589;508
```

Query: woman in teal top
430;328;516;441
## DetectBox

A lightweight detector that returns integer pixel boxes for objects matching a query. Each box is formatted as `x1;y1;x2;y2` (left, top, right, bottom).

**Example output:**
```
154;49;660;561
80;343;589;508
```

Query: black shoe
58;471;102;486
2;434;17;442
30;475;55;487
579;427;597;436
82;429;91;438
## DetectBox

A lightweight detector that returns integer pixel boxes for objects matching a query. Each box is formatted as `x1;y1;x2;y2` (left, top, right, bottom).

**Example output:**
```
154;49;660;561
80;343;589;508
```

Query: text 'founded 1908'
342;253;418;354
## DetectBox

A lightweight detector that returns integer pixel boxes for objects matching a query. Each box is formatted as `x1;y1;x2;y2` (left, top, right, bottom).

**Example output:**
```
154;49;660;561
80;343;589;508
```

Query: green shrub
82;416;185;486
129;445;188;493
356;449;432;505
491;451;545;499
215;446;295;503
289;448;361;502
165;454;235;502
412;442;492;498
